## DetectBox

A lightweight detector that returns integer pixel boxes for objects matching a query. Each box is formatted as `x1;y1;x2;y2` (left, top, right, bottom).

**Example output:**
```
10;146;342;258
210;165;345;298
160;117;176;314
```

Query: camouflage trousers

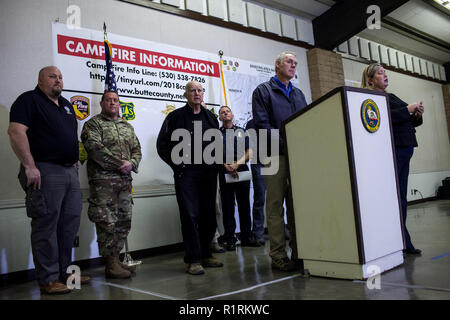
88;178;133;257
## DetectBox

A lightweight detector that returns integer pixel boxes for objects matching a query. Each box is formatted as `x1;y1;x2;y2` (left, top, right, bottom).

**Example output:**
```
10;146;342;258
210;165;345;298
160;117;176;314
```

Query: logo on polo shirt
361;99;380;133
70;96;90;120
120;101;135;121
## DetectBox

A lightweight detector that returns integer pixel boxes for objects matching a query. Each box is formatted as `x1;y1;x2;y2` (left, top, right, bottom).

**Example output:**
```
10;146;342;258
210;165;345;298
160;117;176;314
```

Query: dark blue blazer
388;93;423;148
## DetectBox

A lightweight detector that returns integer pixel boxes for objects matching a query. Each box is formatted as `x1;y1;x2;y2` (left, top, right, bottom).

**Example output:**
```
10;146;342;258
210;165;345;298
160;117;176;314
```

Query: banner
52;23;298;186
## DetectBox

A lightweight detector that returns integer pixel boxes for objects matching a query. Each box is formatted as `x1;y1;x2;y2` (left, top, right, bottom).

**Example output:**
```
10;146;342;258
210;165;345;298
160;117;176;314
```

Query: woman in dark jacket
361;63;424;255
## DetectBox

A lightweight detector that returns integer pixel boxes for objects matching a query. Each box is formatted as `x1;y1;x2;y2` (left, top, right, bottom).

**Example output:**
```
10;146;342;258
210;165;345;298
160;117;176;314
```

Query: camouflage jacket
81;113;142;181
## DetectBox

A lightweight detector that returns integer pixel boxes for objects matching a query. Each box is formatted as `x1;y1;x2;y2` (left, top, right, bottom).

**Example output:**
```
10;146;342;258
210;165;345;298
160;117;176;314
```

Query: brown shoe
119;262;137;273
105;256;131;279
61;274;91;285
40;281;71;294
79;276;91;284
201;257;224;268
271;257;297;271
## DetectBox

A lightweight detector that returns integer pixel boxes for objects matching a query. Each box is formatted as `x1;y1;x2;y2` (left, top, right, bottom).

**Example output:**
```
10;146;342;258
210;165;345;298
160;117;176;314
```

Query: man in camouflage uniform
81;91;142;279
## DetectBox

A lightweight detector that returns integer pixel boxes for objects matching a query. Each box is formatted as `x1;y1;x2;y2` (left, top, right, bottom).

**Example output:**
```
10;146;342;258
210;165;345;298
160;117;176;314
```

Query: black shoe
404;248;422;255
217;235;226;245
226;243;236;251
291;259;309;275
210;242;226;253
240;238;261;247
253;236;265;245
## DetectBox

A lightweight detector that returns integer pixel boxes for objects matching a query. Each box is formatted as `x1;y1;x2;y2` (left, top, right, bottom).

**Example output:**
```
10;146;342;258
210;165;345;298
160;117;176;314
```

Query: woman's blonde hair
361;63;383;89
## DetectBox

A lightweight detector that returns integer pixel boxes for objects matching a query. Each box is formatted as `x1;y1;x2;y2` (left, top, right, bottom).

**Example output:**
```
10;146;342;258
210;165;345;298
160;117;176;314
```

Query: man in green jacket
81;90;142;279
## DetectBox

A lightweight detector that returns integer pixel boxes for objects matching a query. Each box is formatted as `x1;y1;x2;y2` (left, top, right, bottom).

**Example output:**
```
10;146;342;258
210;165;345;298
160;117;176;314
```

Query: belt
62;163;75;167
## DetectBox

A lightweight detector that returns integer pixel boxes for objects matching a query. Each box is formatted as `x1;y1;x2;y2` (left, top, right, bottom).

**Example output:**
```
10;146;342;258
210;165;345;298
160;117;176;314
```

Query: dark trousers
19;162;82;285
174;169;217;263
251;164;266;240
395;147;415;251
219;175;252;244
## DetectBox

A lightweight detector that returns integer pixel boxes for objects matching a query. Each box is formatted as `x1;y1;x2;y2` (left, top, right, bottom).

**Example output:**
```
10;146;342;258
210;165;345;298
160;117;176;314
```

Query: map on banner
52;23;299;187
222;60;300;128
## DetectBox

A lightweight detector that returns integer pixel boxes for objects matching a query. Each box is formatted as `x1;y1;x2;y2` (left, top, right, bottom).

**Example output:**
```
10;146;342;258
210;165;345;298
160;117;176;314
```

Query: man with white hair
157;81;223;275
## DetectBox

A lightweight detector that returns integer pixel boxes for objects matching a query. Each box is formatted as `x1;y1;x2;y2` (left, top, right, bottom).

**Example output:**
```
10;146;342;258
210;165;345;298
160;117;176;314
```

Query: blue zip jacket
252;77;307;156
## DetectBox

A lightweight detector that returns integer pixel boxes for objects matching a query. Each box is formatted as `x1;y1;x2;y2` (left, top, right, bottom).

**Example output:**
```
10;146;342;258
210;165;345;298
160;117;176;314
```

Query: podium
283;86;404;280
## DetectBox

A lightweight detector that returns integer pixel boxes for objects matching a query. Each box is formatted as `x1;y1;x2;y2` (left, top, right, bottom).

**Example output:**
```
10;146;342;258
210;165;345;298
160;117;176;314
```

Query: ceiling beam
423;0;450;16
243;0;322;19
313;0;409;50
382;17;450;52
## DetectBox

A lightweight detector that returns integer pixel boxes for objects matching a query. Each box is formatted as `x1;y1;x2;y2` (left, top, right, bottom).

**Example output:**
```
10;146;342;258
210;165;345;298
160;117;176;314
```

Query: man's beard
51;86;62;97
102;108;120;119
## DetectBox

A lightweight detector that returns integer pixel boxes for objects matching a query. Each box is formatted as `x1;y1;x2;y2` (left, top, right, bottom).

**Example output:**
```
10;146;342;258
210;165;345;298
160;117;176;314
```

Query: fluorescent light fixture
433;0;450;10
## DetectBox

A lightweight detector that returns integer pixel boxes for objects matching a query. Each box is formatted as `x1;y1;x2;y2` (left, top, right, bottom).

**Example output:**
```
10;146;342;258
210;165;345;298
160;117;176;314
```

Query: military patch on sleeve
71;96;90;120
361;99;380;133
78;141;88;164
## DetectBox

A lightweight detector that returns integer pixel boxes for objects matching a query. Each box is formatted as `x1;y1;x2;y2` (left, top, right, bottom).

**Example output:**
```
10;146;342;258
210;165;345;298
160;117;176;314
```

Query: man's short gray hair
219;105;231;114
275;51;296;72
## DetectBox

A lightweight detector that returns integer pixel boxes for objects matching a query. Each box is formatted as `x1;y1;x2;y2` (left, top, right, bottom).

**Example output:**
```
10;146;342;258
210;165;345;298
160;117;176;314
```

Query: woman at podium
361;63;424;255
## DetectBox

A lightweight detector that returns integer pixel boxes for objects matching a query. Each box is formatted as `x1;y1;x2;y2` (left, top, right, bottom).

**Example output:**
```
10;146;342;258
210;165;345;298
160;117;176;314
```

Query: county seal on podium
360;99;380;133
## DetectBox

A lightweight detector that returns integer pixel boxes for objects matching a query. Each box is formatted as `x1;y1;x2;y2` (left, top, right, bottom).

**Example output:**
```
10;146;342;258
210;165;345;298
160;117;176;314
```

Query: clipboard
225;170;252;183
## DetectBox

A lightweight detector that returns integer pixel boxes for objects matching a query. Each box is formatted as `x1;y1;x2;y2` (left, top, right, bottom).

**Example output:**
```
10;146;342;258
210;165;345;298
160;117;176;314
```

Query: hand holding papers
224;170;252;183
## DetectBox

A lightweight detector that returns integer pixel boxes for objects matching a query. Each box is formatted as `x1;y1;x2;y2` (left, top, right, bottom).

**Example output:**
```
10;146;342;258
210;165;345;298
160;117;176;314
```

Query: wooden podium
283;86;404;280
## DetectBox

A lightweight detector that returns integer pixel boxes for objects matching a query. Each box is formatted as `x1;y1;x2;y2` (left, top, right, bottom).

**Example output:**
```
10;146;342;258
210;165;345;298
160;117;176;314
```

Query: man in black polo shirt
8;66;88;294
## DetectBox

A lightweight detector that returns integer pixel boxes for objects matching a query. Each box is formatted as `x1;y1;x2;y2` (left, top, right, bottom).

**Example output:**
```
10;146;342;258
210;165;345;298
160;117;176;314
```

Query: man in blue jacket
252;51;307;271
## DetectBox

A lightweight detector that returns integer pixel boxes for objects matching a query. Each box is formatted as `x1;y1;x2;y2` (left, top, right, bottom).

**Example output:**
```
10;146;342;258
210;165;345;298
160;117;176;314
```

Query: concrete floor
1;200;449;300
